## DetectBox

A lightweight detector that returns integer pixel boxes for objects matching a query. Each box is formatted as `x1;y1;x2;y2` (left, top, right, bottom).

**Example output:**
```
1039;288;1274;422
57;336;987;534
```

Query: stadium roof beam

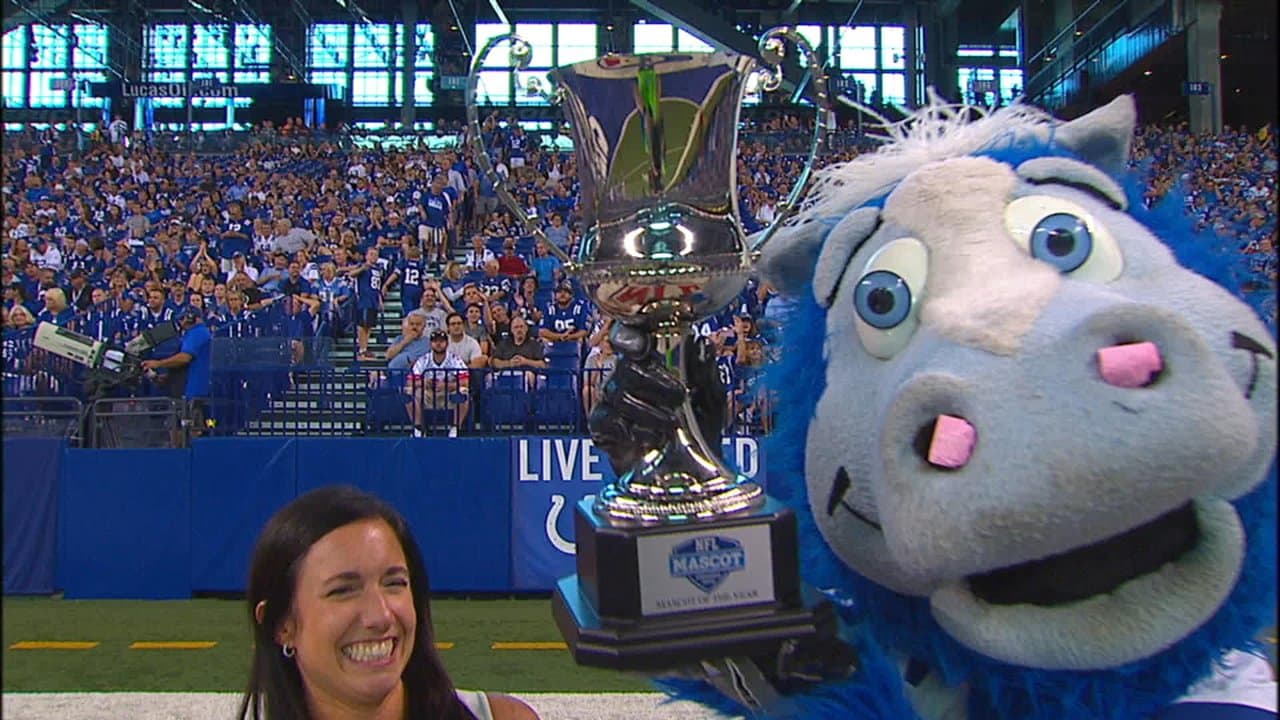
628;0;818;104
4;0;73;34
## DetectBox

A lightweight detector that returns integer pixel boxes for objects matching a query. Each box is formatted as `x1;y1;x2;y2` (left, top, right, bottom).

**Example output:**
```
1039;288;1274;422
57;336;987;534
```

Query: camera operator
140;306;212;447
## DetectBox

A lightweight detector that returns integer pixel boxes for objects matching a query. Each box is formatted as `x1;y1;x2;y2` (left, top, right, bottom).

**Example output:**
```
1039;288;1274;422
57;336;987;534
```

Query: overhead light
1143;70;1152;76
1220;53;1229;59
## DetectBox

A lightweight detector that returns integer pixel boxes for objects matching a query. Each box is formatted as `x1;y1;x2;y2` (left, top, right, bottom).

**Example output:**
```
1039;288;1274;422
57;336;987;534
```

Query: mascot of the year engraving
630;94;1278;719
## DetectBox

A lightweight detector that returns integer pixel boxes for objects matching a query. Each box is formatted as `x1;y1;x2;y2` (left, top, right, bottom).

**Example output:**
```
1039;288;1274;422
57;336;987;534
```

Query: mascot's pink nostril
914;414;977;470
1098;341;1164;388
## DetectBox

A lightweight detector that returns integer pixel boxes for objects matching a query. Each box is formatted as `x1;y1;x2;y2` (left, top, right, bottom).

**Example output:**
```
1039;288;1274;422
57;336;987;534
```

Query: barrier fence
2;435;766;598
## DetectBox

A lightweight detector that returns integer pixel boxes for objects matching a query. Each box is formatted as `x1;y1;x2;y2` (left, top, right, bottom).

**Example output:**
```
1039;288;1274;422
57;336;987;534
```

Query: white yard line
0;692;740;719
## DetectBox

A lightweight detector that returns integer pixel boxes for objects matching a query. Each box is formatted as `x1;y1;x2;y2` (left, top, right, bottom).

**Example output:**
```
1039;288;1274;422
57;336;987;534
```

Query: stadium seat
480;371;531;430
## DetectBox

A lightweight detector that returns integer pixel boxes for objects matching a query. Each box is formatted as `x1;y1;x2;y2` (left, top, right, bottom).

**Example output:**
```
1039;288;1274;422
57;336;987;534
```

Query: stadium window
192;24;229;69
2;27;26;70
351;69;390;105
73;70;107;107
555;23;596;65
959;66;997;106
846;71;878;104
2;71;25;107
146;69;187;107
837;26;876;70
147;24;188;69
28;71;68;107
72;24;108;69
411;69;434;105
475;69;512;105
192;70;230;108
957;45;995;58
880;72;905;106
234;24;272;68
308;24;349;68
413;23;434;66
31;25;70;69
795;24;824;55
880;26;905;70
676;29;712;52
475;23;512;69
633;23;674;53
514;23;552;68
234;70;269;83
999;68;1023;103
352;24;392;68
309;69;347;94
999;46;1019;59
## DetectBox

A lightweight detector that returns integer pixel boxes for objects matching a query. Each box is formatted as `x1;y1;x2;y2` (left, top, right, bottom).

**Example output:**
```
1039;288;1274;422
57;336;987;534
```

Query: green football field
1;596;652;694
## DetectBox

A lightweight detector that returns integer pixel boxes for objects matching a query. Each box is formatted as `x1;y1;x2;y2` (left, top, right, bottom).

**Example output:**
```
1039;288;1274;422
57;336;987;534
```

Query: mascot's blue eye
854;270;912;329
1030;213;1093;272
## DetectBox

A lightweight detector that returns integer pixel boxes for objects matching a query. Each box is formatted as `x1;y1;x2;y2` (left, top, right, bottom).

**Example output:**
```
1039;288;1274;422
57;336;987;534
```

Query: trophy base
551;496;837;671
553;577;837;671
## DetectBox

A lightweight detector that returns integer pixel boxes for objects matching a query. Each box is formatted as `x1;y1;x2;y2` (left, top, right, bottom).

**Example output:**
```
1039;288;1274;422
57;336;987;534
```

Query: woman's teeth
342;639;394;662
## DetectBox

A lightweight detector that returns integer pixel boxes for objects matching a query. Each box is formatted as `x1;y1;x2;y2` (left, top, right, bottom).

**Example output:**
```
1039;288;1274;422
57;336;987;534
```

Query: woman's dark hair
238;485;475;720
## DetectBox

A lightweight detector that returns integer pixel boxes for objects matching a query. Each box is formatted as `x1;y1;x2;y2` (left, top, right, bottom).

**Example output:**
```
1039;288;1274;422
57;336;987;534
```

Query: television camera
33;320;179;396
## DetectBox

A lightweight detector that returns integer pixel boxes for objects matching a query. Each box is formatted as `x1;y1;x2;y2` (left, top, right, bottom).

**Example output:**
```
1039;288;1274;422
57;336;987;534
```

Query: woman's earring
282;644;296;658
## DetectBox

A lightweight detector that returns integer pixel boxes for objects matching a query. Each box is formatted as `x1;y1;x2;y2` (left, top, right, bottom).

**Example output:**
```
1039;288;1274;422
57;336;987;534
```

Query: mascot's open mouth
967;502;1199;606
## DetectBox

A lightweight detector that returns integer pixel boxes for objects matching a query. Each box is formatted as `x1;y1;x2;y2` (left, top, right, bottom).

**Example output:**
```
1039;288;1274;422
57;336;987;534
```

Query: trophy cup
466;28;836;670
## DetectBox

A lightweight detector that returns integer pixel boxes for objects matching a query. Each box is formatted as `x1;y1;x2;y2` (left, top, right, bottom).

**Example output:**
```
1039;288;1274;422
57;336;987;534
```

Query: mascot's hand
664;634;860;716
588;322;726;475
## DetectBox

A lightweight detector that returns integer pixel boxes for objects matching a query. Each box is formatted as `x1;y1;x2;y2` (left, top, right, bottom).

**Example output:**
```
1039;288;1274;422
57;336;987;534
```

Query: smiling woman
239;486;540;720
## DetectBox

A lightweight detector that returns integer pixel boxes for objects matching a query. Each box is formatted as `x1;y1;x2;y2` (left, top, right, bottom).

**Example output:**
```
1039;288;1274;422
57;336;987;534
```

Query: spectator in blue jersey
383;244;427;318
142;306;212;446
463;234;495;274
478;259;513;310
36;287;75;329
511;276;543;326
342;245;389;362
507;125;530;169
313;262;352;338
218;202;253;276
77;288;115;342
539;281;590;358
421;174;452;267
216;291;260;339
529;239;563;289
279;295;320;366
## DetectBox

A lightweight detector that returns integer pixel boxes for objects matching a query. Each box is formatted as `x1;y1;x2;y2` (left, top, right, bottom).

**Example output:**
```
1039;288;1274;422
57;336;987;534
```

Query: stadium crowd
1;109;1275;437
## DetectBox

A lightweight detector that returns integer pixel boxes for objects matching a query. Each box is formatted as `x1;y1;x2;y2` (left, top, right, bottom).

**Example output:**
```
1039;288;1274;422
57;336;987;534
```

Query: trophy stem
594;326;764;526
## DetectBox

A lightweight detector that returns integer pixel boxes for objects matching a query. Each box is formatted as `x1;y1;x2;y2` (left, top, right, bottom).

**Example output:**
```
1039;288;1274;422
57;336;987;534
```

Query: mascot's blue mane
749;135;1278;718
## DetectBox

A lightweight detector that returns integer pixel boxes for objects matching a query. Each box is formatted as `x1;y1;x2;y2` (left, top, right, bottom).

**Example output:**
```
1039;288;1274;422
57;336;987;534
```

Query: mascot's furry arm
651;95;1277;719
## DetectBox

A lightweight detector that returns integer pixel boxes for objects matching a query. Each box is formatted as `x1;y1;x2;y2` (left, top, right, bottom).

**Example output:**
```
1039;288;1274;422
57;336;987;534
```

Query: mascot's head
761;94;1276;711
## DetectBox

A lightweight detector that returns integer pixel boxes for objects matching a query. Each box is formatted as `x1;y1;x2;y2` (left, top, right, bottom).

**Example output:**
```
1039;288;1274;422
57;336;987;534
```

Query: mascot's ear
1054;94;1137;178
812;207;881;308
755;221;827;297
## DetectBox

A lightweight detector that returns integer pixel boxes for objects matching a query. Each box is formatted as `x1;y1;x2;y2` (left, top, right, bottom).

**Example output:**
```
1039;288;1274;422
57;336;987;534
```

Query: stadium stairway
237;285;408;437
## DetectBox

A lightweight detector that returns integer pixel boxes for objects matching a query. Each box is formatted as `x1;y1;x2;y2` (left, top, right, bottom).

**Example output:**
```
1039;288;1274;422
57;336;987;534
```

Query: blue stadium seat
365;388;410;433
532;385;579;431
480;371;531;430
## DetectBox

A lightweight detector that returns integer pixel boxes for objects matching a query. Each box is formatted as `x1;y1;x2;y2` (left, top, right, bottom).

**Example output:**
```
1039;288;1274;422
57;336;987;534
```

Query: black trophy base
551;495;836;671
553;576;837;671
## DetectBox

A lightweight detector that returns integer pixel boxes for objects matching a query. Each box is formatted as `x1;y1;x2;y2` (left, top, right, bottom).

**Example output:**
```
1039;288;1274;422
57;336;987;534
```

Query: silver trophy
467;28;835;669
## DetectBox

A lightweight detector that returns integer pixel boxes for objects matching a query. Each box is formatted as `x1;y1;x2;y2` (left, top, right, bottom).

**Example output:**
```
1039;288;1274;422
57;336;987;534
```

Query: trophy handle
747;27;833;256
465;34;577;268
